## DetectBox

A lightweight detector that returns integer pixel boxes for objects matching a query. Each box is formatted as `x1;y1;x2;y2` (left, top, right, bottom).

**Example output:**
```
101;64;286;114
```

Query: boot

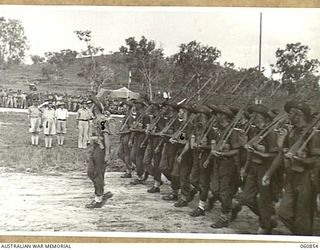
162;193;178;201
174;199;188;207
210;213;230;228
147;186;160;193
230;202;242;222
85;200;102;209
130;178;146;185
120;172;132;178
189;207;205;217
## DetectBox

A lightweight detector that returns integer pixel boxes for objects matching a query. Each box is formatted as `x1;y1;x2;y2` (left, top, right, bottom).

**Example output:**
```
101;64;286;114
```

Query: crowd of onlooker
0;88;127;114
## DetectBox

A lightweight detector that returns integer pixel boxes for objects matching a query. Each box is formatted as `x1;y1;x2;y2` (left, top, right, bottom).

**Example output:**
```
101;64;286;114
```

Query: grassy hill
0;55;138;95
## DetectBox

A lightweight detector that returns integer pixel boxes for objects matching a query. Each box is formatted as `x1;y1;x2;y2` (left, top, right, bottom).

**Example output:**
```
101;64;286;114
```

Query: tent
109;87;139;99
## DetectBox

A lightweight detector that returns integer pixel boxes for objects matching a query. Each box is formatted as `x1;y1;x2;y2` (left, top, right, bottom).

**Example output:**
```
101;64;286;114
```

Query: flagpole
256;12;263;104
258;12;262;73
127;70;131;100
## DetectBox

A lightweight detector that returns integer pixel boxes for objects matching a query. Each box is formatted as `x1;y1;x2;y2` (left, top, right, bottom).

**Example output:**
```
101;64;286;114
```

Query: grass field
0;111;125;174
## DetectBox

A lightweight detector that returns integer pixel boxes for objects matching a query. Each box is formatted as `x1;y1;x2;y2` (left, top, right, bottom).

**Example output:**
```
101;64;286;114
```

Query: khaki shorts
43;119;56;135
56;120;67;134
30;117;41;133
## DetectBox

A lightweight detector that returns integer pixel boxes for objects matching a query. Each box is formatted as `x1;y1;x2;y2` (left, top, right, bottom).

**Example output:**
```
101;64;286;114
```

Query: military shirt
28;106;42;118
77;108;92;121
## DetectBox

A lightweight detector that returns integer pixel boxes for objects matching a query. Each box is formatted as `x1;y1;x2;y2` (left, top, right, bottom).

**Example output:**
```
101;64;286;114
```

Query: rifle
118;106;134;134
196;76;249;149
285;113;320;172
157;74;222;137
130;74;196;132
141;76;214;148
246;113;288;148
296;119;320;157
166;75;223;144
202;80;270;168
141;74;198;136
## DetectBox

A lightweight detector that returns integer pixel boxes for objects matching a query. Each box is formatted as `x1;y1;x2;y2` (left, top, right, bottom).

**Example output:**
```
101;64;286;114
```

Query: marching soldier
85;96;112;209
262;101;320;235
142;101;166;193
170;103;196;207
160;102;183;201
233;104;280;234
189;104;217;217
118;100;135;178
203;105;242;228
129;98;150;185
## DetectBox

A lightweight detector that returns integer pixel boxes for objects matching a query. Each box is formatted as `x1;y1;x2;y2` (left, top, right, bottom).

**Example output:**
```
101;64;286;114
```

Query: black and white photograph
0;5;319;238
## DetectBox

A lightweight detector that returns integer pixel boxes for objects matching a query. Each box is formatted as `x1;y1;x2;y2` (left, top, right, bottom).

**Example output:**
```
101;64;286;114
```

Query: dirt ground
0;111;319;235
0;170;296;234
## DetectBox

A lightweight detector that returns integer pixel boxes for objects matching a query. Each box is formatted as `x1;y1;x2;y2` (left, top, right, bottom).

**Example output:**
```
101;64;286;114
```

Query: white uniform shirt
42;108;56;120
55;108;69;120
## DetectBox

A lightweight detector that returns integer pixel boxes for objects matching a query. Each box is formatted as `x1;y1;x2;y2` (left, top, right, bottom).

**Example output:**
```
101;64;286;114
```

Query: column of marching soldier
117;89;320;236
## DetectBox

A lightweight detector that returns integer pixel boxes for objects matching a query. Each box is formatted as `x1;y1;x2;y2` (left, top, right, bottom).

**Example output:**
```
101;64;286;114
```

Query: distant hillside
0;54;139;94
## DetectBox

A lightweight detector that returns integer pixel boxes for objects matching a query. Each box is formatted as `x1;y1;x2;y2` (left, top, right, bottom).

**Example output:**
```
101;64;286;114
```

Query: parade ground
2;110;320;235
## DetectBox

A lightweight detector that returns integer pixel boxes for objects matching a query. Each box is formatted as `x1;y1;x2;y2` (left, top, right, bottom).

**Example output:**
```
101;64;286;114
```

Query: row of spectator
0;88;127;114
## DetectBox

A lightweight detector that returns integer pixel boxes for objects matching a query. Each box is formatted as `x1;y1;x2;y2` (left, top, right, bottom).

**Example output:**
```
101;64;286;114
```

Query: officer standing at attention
27;98;42;146
41;100;57;149
77;101;92;149
55;102;69;146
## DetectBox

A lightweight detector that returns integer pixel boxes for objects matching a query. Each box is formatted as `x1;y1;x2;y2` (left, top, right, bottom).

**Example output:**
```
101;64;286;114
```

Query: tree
0;17;29;68
170;41;221;100
30;55;45;64
271;42;320;95
173;41;221;80
119;36;165;100
44;49;78;68
74;30;104;92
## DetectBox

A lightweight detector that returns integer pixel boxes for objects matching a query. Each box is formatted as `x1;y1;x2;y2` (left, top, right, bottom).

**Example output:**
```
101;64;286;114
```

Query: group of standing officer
27;98;95;149
117;96;320;236
28;99;69;148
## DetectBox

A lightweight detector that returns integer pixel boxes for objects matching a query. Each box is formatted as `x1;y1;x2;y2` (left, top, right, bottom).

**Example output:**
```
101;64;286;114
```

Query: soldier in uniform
159;102;182;201
142;101;166;193
170;104;196;207
232;104;279;234
118;100;135;178
85;96;112;209
27;98;42;146
6;89;13;108
189;104;217;217
55;102;69;146
263;101;320;235
205;105;242;228
129;98;150;185
41;100;57;149
77;101;93;149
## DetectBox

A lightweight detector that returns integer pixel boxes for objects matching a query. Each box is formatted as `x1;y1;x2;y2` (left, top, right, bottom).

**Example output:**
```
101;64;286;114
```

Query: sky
1;5;320;77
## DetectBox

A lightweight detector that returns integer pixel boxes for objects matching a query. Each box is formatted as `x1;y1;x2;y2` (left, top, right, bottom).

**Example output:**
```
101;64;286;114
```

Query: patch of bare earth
0;112;319;235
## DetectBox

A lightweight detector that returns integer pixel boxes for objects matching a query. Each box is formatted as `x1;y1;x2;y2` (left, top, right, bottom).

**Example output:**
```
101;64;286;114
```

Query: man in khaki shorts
77;101;92;149
55;102;69;146
27;99;42;146
42;101;57;149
